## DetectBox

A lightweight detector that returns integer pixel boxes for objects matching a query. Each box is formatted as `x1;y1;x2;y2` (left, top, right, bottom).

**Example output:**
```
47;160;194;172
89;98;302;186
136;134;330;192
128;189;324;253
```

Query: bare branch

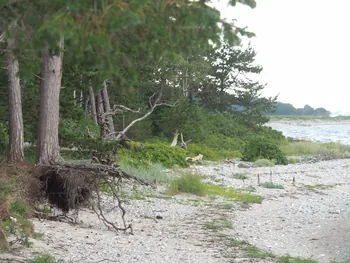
115;93;177;141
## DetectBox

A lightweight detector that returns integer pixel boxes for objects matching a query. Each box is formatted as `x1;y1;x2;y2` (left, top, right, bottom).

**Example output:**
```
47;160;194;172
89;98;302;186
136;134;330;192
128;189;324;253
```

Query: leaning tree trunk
7;37;24;162
95;91;107;138
88;86;98;125
101;80;115;139
37;38;64;165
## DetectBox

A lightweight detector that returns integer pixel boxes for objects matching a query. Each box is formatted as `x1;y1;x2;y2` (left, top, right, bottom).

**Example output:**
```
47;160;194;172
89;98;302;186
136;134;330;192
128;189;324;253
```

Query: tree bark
7;36;24;162
37;37;64;164
88;86;98;125
95;91;106;138
101;80;115;139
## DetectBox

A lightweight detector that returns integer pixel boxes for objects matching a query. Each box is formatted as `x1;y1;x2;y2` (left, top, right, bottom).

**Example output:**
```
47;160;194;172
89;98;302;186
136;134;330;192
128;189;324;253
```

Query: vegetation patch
169;173;206;196
253;159;275;167
262;182;285;189
246;246;275;259
242;136;288;165
279;255;318;263
232;173;249;180
304;184;335;191
205;183;263;203
203;219;233;231
119;161;169;184
28;254;64;263
281;141;350;158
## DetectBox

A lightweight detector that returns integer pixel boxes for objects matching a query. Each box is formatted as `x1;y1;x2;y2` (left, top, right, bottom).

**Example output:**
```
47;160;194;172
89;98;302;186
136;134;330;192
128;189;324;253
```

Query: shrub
242;137;288;165
119;141;188;168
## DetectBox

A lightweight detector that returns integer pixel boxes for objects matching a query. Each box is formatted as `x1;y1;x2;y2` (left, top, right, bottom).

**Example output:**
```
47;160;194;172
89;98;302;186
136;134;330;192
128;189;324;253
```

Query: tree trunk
95;91;106;138
7;37;24;162
101;80;115;139
88;86;98;125
37;37;64;164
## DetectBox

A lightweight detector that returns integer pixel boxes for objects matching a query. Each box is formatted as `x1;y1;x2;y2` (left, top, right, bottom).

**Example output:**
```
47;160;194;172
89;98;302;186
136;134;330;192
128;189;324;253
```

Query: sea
266;121;350;145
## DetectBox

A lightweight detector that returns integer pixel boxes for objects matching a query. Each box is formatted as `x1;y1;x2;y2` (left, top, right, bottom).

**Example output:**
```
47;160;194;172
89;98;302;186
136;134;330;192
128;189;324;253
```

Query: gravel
3;159;350;263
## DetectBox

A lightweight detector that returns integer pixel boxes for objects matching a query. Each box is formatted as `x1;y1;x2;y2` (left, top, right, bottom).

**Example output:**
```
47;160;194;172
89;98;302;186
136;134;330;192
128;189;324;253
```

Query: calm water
267;121;350;145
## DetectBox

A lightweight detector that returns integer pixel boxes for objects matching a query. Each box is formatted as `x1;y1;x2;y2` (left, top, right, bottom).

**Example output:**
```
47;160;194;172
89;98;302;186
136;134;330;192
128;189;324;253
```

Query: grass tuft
262;182;284;189
253;159;275;167
279;255;318;263
246;246;275;258
232;173;249;180
203;220;233;231
169;173;206;196
119;161;169;184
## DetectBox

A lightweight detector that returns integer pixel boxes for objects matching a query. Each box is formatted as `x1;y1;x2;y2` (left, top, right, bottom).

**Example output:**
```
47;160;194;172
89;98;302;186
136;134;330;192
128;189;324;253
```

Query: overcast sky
212;0;350;114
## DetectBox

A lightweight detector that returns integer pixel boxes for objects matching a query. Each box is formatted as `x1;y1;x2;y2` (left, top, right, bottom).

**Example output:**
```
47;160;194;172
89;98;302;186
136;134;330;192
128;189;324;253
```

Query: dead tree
99;92;177;141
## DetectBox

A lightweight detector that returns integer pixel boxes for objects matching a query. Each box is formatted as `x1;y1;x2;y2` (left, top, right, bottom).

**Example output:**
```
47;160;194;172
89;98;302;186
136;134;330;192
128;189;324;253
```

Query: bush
242;137;288;165
119;141;189;168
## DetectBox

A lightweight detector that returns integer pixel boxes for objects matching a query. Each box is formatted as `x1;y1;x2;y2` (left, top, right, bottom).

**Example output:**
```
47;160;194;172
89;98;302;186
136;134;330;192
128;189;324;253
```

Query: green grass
205;183;263;203
281;142;350;157
169;173;206;196
27;254;64;263
169;173;263;203
279;255;318;263
246;246;275;258
119;161;169;184
203;220;233;231
262;182;284;189
253;159;275;167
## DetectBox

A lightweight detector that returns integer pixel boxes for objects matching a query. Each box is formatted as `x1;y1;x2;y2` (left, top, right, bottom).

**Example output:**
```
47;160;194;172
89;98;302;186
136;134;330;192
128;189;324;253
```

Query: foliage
242;137;288;165
118;141;189;168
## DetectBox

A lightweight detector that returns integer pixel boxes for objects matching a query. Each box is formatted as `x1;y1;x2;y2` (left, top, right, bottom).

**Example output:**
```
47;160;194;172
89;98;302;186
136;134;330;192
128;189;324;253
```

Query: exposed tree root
33;163;151;234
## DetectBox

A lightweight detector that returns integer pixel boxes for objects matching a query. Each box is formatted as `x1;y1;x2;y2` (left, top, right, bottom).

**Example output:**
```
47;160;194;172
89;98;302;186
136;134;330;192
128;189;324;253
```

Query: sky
212;0;350;114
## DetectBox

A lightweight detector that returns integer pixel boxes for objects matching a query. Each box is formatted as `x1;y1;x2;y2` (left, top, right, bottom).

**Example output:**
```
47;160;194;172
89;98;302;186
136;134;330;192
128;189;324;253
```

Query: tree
37;37;64;164
6;35;24;161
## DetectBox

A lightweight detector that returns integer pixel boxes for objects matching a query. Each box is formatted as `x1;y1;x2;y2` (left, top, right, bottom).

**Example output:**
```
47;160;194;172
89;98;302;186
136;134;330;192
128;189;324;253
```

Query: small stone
156;215;163;219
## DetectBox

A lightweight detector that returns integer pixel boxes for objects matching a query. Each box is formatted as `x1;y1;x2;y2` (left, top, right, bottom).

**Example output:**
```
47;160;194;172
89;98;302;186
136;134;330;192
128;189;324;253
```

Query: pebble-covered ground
2;159;350;263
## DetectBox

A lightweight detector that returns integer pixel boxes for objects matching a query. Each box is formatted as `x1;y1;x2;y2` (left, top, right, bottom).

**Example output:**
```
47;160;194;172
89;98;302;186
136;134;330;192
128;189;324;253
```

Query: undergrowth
169;172;262;203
